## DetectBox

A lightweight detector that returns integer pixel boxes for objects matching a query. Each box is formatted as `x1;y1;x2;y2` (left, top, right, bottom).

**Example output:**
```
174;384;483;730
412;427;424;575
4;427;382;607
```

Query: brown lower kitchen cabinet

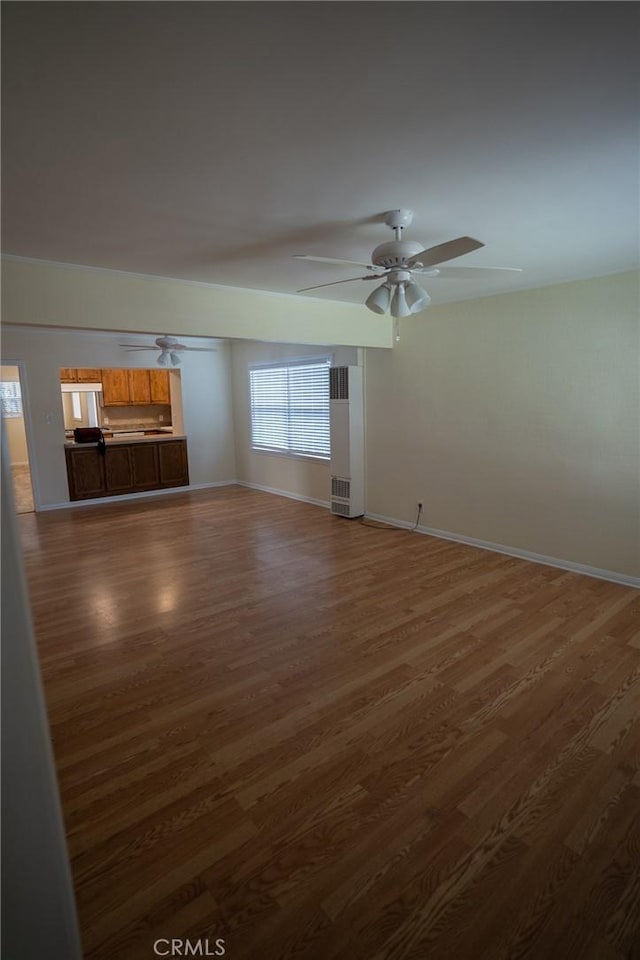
65;446;108;500
65;439;189;500
131;442;160;489
104;444;135;494
158;439;189;485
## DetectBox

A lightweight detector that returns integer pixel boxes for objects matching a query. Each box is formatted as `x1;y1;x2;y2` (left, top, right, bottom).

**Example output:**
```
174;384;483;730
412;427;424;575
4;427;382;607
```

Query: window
249;358;330;458
0;381;23;418
71;392;82;420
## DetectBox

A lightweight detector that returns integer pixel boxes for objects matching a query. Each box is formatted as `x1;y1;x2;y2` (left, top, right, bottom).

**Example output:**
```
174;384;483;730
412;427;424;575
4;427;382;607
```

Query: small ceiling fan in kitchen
294;209;522;320
119;335;218;366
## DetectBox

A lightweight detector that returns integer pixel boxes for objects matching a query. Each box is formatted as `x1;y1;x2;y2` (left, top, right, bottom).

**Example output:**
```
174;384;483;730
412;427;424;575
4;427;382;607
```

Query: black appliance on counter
73;427;106;454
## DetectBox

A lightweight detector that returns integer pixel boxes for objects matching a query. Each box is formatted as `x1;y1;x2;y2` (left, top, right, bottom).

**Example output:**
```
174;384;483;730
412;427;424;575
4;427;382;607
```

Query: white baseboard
236;480;330;510
186;480;237;492
366;511;640;589
37;480;237;512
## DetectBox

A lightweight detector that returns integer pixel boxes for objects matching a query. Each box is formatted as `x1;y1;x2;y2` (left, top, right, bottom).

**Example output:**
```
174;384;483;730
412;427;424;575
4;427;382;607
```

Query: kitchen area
62;367;189;500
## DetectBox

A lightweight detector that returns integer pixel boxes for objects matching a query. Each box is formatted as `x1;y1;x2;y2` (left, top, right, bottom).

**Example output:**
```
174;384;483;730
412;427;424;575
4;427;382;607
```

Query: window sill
250;447;329;464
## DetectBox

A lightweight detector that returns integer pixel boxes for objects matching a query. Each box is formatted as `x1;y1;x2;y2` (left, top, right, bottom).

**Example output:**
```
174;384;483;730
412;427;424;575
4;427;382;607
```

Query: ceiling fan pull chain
394;317;400;342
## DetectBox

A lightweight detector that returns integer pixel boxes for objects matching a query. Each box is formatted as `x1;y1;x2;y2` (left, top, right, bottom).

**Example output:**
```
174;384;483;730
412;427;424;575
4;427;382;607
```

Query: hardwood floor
19;486;640;960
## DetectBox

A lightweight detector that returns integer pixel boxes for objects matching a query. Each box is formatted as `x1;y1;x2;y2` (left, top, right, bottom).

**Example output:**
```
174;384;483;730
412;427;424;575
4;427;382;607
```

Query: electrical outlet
159;415;164;422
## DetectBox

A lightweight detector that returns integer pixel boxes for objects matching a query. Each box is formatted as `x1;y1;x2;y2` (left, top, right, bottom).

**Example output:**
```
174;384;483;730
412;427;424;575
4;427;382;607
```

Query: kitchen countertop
64;434;186;447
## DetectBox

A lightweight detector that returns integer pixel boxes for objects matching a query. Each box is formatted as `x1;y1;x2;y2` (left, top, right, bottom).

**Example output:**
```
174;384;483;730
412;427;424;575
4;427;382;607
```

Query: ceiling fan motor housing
371;239;425;269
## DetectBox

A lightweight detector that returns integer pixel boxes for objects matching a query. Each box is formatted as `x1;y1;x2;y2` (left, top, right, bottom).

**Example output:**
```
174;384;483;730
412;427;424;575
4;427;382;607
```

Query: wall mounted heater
330;366;364;518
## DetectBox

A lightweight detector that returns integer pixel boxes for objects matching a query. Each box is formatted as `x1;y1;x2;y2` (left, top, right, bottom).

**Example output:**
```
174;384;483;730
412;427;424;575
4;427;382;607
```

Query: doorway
1;365;35;513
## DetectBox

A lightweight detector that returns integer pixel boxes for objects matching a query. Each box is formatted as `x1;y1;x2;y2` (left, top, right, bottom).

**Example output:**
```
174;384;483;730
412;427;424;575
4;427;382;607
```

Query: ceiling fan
295;209;522;319
118;335;218;366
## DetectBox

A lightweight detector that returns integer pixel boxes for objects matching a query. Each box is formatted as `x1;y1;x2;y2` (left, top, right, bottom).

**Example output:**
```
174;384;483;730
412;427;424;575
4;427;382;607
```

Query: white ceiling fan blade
409;236;484;269
121;345;156;350
297;274;385;293
294;255;382;272
183;347;219;352
413;266;523;279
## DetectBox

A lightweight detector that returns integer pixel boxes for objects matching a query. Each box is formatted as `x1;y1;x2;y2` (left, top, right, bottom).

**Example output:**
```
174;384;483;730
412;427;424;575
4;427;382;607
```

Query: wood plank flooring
19;486;640;960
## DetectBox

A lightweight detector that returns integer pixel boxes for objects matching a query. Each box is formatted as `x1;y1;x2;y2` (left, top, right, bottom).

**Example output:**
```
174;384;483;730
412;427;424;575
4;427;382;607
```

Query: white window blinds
249;359;330;458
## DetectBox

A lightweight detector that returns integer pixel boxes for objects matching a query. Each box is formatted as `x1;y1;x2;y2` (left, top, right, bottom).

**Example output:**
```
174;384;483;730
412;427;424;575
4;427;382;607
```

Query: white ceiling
2;2;638;309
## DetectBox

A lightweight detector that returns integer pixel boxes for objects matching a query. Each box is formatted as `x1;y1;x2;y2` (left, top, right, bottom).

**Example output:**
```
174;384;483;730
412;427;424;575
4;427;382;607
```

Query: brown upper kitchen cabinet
76;368;103;382
101;369;131;405
149;369;170;404
60;367;103;383
128;369;151;404
89;368;171;406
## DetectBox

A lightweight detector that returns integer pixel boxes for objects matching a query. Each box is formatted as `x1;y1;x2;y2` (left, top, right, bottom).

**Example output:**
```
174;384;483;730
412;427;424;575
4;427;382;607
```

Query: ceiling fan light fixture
405;280;431;314
157;352;169;366
390;282;412;318
365;282;392;315
169;352;182;366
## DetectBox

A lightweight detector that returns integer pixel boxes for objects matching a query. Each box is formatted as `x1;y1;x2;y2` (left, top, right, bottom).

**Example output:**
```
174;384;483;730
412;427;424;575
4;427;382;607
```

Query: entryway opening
1;365;35;513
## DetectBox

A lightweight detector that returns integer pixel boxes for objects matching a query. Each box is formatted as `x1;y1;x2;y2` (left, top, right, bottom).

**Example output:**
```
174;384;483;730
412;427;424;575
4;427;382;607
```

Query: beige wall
231;341;359;504
1;256;393;348
0;328;236;507
365;271;639;578
3;418;29;464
